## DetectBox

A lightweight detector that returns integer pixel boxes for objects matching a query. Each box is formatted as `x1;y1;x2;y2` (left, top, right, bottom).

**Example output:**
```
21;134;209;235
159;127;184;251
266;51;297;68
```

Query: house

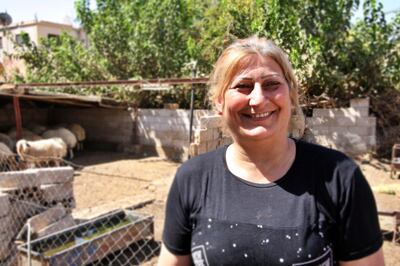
0;20;87;81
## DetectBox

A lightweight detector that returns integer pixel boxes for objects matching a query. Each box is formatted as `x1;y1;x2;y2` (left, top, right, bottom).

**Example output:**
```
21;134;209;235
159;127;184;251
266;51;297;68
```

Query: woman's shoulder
295;140;360;181
296;139;355;165
176;146;227;178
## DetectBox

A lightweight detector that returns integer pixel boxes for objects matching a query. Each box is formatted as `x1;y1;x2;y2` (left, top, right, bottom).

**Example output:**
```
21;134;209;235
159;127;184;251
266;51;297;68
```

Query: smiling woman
158;36;384;266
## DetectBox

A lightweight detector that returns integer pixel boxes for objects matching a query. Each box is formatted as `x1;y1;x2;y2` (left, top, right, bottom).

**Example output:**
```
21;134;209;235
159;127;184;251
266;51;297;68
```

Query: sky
1;0;399;27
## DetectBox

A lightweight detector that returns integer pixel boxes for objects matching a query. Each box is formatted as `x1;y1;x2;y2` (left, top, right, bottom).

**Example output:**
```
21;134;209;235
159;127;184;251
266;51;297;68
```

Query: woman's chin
237;127;276;141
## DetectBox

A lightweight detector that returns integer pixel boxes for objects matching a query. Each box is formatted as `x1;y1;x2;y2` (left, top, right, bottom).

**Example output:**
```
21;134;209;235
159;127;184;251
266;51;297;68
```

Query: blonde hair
209;36;301;115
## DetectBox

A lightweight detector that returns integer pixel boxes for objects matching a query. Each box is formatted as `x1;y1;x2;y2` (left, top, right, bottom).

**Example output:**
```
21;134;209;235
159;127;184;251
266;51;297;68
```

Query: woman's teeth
251;112;271;118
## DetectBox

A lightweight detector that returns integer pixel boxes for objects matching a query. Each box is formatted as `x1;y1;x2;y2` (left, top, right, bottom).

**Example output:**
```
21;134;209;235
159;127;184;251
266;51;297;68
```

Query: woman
158;36;384;265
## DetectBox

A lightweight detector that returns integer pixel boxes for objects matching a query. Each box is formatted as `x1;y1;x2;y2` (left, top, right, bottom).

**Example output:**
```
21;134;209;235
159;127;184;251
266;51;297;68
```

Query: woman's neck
226;137;295;184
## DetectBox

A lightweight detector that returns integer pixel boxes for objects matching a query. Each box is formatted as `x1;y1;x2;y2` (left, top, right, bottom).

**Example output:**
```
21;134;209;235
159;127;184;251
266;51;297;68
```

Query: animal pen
0;78;211;265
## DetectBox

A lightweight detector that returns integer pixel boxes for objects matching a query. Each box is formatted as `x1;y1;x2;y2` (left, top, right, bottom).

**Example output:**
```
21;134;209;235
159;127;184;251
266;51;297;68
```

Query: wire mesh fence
0;149;164;266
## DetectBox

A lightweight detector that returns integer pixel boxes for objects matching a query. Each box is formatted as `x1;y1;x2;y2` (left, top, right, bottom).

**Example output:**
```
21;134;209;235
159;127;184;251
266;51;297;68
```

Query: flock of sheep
0;123;86;170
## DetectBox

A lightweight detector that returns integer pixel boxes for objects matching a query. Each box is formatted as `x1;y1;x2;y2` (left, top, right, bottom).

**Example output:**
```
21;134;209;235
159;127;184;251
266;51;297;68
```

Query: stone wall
137;109;214;161
305;98;376;155
189;98;376;157
51;108;134;151
0;107;48;132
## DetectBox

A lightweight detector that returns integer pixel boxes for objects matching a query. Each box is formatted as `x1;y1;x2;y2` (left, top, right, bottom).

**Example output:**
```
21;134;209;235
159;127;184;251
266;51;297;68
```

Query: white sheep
16;138;67;167
0;133;14;151
42;128;77;159
0;142;17;171
67;123;86;151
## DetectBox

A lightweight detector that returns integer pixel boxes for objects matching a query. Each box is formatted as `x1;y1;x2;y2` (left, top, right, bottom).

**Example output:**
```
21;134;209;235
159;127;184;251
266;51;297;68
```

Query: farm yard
1;0;399;265
0;93;399;265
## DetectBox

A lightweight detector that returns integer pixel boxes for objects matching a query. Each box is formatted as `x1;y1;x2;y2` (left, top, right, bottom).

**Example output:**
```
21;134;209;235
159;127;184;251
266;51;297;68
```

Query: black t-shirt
162;140;382;266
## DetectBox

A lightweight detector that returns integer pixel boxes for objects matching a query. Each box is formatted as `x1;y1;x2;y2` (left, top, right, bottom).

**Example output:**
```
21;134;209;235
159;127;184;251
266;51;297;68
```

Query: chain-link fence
0;149;165;266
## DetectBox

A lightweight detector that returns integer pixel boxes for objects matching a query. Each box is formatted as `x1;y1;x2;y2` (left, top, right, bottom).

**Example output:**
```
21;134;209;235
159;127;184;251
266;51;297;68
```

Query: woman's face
216;55;292;142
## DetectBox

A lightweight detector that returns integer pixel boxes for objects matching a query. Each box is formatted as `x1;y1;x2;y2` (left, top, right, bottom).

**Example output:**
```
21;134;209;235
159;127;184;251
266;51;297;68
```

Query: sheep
26;123;47;135
0;142;17;171
16;138;67;168
0;133;14;151
67;123;86;151
42;128;77;159
8;128;43;142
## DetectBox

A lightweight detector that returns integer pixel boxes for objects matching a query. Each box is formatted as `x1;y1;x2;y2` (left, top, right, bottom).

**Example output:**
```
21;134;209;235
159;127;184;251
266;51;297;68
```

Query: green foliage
12;0;400;110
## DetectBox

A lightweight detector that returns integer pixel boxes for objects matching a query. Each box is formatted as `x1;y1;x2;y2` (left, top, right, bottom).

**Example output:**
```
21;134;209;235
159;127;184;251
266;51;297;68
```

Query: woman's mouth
241;111;274;120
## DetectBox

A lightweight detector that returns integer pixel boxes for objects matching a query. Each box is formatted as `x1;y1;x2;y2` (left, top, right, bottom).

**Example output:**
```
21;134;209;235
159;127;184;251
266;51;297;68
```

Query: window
15;33;30;45
47;34;60;40
47;34;61;45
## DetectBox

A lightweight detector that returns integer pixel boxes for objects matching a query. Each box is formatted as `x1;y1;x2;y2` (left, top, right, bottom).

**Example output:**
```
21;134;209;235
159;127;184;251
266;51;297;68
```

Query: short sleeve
162;171;192;255
337;165;383;261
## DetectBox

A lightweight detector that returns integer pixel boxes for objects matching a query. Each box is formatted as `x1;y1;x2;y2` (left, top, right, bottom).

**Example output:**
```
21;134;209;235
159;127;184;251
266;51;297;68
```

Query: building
0;20;86;81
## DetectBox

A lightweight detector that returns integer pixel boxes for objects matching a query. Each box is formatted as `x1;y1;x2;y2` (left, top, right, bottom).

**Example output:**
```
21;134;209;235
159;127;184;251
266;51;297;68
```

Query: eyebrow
235;74;283;82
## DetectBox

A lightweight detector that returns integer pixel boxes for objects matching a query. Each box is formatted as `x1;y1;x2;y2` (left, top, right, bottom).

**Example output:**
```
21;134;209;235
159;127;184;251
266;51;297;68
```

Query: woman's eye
262;81;280;90
234;83;253;93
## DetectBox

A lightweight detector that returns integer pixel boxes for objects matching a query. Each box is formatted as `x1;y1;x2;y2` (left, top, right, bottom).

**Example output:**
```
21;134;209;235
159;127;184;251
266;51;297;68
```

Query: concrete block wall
190;115;232;157
0;107;48;132
51;108;134;151
305;98;376;154
0;166;74;264
137;109;214;160
189;98;376;157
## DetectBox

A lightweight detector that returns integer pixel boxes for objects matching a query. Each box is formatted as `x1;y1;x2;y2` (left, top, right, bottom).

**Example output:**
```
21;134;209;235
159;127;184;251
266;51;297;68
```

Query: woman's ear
215;97;224;115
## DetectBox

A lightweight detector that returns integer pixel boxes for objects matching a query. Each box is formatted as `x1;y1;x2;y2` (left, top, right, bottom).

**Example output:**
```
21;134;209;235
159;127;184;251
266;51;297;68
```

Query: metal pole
13;95;22;140
27;222;32;266
188;64;197;159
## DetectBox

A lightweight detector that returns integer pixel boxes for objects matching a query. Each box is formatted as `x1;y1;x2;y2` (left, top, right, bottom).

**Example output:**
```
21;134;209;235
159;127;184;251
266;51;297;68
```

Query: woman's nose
248;83;265;106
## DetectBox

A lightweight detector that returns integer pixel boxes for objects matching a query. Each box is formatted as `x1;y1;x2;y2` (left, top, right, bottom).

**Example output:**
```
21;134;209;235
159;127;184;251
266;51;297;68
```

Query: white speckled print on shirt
190;217;333;266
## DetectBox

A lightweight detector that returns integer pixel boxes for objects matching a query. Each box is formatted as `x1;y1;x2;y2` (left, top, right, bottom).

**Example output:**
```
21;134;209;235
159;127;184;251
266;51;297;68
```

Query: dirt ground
70;151;400;266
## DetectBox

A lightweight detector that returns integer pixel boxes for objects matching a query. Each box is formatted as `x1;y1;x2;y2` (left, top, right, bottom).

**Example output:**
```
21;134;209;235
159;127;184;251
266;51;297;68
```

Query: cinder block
27;204;67;234
306;117;328;126
313;135;337;149
199;129;210;142
0;215;12;235
355;117;376;127
200;115;222;129
213;129;222;140
349;126;370;136
0;193;10;217
350;98;369;108
309;126;330;135
364;135;376;147
222;137;233;146
0;237;11;261
190;143;199;157
0;169;39;190
336;116;357;126
353;107;369;117
313;108;362;118
36;214;76;239
40;182;73;203
11;200;43;227
206;140;219;151
198;143;207;154
37;167;74;185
